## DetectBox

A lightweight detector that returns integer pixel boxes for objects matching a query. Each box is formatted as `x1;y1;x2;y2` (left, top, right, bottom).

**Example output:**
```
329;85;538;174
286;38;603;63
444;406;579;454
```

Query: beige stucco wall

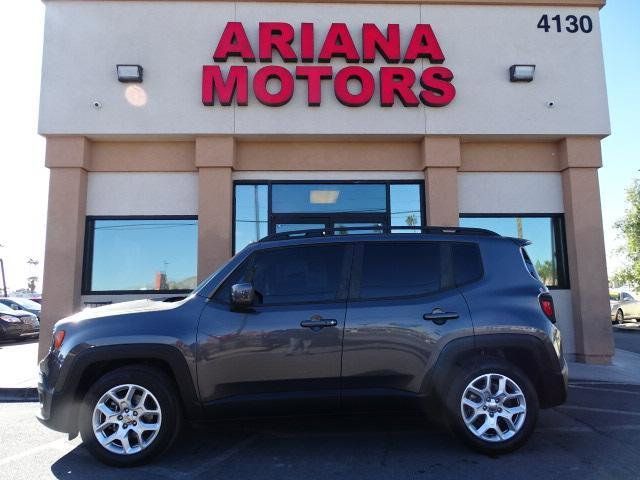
39;2;610;137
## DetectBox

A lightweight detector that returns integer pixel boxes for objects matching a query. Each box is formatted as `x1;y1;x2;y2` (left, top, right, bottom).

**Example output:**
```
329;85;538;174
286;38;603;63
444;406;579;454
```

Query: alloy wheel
91;384;162;455
460;373;527;442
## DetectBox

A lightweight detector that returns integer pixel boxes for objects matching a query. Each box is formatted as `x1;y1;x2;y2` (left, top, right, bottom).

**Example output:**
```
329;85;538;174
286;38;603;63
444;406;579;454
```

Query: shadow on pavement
50;413;462;479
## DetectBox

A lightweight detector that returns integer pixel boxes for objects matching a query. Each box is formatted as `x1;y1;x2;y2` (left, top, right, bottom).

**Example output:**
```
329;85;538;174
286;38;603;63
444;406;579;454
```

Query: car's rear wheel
614;309;624;324
444;359;538;455
79;366;181;466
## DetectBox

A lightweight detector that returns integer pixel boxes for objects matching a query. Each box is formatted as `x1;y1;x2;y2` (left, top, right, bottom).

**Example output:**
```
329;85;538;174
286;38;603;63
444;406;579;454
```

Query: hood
0;308;36;319
58;297;189;326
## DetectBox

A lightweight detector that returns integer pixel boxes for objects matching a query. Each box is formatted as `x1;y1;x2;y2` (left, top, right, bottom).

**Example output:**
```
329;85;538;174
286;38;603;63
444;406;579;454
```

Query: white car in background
610;290;640;324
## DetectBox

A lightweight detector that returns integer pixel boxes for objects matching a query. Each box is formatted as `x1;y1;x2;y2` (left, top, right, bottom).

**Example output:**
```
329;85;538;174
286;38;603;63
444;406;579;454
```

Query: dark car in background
0;302;39;340
0;296;42;318
37;227;567;466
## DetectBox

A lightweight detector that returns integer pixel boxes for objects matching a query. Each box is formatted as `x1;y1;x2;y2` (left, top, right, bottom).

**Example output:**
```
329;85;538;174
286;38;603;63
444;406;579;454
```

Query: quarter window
358;243;442;299
452;243;483;286
84;217;198;293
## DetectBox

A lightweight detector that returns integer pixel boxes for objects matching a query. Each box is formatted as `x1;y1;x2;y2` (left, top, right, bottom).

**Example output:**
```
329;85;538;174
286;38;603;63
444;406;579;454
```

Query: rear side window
452;243;483;286
358;243;441;299
521;247;541;281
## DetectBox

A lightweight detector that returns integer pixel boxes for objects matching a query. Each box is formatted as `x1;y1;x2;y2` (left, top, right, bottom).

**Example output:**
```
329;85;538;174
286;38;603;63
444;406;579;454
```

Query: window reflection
89;218;197;292
272;184;386;213
459;215;567;288
235;185;268;253
390;184;422;232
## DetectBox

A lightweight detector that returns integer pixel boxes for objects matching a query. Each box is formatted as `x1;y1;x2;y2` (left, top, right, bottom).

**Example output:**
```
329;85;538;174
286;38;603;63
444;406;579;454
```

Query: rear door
341;241;474;395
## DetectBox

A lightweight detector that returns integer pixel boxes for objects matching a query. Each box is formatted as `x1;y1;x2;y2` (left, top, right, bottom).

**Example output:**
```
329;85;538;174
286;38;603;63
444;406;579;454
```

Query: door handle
423;308;459;325
300;318;338;329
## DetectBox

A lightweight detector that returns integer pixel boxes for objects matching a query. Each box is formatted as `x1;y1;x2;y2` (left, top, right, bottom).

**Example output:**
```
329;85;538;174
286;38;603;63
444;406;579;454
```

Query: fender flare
57;343;202;420
423;333;564;405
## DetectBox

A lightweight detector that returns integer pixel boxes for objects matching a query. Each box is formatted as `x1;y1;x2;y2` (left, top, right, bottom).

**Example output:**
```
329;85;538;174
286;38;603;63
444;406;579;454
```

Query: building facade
38;0;613;363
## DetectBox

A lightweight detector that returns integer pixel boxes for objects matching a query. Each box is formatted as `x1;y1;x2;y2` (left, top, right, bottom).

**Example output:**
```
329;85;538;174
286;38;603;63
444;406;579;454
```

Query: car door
197;242;353;415
341;241;474;398
626;293;640;317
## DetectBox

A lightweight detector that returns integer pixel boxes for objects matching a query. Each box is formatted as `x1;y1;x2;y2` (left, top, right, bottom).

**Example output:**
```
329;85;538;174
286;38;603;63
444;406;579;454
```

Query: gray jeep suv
38;227;567;466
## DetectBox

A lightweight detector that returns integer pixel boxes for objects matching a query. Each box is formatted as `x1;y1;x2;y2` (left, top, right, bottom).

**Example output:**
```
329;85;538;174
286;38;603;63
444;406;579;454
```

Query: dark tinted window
521;248;540;281
452;243;483;285
359;243;441;299
218;245;348;305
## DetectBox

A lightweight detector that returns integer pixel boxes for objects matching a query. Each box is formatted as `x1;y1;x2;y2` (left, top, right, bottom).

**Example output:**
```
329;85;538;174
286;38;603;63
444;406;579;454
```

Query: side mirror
231;283;255;308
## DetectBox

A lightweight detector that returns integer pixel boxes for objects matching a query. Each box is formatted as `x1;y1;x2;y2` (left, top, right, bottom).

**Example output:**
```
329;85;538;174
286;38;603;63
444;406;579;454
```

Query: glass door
274;217;330;235
272;214;387;236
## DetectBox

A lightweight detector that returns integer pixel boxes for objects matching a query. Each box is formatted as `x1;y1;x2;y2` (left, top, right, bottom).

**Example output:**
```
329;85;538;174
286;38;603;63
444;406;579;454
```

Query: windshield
0;303;19;314
12;298;41;310
610;292;620;301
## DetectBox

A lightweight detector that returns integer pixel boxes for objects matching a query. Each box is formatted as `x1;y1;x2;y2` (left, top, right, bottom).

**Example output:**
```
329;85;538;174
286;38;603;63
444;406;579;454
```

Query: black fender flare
57;343;202;420
423;333;566;407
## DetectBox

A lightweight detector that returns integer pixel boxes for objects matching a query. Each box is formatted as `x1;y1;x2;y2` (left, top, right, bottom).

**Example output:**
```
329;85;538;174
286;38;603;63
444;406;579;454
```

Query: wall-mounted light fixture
509;64;535;83
116;64;143;83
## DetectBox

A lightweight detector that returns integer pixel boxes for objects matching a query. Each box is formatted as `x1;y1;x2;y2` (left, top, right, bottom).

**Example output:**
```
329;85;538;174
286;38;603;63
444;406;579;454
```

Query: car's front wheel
79;366;182;466
444;360;538;455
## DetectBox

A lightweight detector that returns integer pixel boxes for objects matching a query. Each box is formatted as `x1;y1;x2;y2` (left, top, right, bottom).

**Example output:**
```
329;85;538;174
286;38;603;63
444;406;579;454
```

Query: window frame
212;243;355;307
459;213;570;290
233;180;426;254
82;215;198;295
349;241;454;302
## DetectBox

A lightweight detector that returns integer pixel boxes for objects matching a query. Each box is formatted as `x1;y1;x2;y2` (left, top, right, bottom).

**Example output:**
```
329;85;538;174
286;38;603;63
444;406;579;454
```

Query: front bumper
36;356;78;435
0;322;39;339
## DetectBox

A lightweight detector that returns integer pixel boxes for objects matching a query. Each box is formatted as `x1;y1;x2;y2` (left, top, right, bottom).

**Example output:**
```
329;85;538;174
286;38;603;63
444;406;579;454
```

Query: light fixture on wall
509;64;535;82
116;64;143;83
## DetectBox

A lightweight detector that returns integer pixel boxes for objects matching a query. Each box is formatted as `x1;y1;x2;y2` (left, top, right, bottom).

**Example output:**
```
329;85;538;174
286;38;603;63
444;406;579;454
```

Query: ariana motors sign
202;22;456;108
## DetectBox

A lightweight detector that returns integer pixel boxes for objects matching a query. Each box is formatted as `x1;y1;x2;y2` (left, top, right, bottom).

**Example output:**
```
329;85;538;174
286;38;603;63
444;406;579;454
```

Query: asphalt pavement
613;323;640;354
1;325;639;479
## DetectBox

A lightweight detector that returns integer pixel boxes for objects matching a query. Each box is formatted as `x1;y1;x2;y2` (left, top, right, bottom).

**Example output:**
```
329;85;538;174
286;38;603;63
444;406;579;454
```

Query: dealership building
38;0;613;363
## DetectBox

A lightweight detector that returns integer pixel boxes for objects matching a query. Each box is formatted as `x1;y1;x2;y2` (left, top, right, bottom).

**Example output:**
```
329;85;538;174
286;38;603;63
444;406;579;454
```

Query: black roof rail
258;225;500;243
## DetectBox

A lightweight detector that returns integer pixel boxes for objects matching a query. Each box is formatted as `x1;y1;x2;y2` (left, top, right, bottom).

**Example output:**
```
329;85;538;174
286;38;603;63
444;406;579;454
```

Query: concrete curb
0;388;38;403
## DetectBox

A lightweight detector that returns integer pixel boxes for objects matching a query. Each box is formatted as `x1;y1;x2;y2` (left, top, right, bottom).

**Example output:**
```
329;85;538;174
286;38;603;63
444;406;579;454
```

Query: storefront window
459;214;569;289
234;184;268;253
234;181;424;253
84;217;198;293
272;184;387;213
390;184;423;232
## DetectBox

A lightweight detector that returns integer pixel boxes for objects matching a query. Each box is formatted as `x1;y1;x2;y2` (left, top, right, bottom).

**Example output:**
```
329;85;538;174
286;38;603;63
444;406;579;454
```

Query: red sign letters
202;22;456;108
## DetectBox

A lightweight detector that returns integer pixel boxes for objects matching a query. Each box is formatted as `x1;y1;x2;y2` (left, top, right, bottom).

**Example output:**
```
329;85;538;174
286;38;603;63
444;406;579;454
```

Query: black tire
614;309;624;325
79;365;182;467
443;359;539;455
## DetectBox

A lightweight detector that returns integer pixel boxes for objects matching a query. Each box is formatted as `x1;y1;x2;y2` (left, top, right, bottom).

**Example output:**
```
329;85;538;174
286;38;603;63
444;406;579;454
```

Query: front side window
459;215;569;289
84;217;198;293
219;245;349;305
357;243;442;300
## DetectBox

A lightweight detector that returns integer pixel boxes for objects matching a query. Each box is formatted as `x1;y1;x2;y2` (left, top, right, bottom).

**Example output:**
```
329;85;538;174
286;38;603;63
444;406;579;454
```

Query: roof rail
258;225;500;243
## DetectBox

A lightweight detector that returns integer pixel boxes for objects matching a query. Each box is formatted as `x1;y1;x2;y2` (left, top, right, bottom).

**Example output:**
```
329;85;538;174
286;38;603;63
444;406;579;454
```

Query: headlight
0;314;20;323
